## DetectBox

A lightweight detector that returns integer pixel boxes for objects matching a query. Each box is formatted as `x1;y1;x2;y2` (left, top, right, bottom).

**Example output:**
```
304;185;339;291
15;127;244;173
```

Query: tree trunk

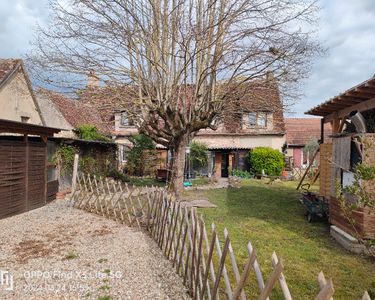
169;134;189;198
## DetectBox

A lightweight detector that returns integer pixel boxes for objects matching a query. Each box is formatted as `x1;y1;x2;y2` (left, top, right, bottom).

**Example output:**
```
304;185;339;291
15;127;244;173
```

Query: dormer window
246;112;268;128
120;111;133;126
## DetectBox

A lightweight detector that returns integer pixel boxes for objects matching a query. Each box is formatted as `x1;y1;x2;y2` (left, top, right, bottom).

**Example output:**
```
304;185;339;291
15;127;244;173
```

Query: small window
21;116;30;123
248;112;257;126
247;112;268;127
121;112;129;126
258;112;267;127
120;145;128;162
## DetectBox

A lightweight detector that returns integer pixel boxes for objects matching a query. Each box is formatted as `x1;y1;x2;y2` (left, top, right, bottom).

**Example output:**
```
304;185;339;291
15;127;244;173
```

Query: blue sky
1;0;375;117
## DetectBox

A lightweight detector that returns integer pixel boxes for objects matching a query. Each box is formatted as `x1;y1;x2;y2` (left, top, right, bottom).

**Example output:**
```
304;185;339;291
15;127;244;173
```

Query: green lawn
128;177;166;187
183;179;375;299
128;176;210;187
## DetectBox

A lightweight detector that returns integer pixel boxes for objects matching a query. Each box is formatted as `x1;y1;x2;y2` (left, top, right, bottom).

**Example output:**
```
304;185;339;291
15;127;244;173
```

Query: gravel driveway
0;200;189;300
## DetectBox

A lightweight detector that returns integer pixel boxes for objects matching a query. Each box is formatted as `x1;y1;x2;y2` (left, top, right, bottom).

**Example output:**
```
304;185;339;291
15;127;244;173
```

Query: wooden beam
323;97;375;123
347;91;374;99
296;149;320;190
331;117;341;134
356;87;375;94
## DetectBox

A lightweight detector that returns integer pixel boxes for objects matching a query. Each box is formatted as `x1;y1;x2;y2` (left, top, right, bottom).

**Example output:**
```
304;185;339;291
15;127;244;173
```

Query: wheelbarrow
299;184;329;222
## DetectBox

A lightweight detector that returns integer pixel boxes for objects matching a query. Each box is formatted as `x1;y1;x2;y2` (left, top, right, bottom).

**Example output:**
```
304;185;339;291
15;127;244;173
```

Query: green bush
53;145;79;175
232;169;254;178
189;142;208;168
125;134;158;176
248;147;284;176
107;169;129;182
74;124;111;142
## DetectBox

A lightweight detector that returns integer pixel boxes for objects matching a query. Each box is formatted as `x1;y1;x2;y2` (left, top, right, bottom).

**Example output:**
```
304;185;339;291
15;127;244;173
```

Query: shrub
107;169;129;182
74;124;111;142
232;169;254;178
53;145;79;175
125;134;159;176
248;147;284;176
189;142;208;168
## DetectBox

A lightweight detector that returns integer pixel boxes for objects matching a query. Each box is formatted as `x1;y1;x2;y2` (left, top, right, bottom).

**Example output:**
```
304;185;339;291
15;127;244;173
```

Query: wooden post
72;154;79;192
296;148;320;190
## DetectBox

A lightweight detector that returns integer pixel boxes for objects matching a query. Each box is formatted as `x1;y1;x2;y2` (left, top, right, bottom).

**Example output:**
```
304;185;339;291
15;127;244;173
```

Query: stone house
78;76;287;178
194;79;286;177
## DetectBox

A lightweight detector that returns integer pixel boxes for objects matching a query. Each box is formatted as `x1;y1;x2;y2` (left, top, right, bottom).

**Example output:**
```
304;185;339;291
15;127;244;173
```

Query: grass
191;177;210;186
64;251;78;260
183;179;375;299
128;176;211;187
128;177;166;187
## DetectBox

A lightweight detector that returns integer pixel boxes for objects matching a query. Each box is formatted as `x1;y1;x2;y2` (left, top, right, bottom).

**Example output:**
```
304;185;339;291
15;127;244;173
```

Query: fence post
72;154;79;192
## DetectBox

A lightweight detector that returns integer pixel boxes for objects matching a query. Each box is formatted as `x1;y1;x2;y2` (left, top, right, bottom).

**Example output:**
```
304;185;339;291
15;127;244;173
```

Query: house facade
284;118;332;168
81;78;285;177
194;79;285;178
0;59;44;125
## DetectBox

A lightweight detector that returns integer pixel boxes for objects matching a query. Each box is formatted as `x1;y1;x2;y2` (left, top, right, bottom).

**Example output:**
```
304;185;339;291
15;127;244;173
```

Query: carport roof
305;76;375;120
0;118;61;137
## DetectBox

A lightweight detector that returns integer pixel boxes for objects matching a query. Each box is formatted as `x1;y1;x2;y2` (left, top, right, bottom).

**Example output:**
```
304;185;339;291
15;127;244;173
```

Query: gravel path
0;200;190;300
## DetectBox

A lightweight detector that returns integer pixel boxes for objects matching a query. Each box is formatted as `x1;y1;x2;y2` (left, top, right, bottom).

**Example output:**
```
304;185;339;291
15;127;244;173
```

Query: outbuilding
0;118;61;219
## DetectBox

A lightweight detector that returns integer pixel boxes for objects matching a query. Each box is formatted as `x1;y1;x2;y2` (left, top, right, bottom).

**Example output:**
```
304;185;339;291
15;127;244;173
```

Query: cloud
0;0;49;58
0;0;374;117
292;0;375;116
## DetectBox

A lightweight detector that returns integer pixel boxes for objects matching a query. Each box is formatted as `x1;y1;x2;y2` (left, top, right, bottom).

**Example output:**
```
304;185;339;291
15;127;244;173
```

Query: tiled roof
198;79;285;135
79;86;134;130
0;59;21;87
285;118;332;146
79;78;285;138
37;89;111;134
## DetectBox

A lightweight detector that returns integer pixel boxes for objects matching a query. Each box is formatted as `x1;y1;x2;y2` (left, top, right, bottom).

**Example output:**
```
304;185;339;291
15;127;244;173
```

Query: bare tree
28;0;321;196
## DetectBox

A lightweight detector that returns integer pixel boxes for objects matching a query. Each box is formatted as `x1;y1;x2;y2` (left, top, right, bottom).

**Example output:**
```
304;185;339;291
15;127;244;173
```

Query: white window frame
246;112;268;128
120;112;130;126
120;145;128;162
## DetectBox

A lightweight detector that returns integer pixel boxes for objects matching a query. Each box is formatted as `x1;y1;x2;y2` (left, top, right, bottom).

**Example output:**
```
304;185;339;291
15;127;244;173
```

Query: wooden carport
306;76;375;135
0;119;61;219
305;76;375;238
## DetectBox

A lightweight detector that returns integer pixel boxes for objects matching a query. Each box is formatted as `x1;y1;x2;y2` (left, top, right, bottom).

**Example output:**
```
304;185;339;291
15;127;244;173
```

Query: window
120;112;129;126
246;112;268;127
248;112;257;126
120;111;134;126
258;112;267;127
119;145;128;162
21;116;30;123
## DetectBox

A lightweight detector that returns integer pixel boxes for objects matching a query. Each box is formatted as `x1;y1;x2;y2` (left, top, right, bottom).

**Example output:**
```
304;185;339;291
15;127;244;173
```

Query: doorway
221;152;229;177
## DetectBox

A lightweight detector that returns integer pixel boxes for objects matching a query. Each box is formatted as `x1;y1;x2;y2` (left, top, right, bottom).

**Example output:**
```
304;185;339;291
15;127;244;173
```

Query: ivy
73;124;111;142
125;134;158;176
53;145;79;175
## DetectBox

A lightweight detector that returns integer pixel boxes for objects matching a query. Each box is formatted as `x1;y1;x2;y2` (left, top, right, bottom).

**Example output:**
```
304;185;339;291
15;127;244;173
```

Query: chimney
88;70;100;87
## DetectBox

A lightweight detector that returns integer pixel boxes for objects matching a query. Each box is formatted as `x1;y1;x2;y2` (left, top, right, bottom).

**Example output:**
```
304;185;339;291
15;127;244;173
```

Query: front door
221;152;229;177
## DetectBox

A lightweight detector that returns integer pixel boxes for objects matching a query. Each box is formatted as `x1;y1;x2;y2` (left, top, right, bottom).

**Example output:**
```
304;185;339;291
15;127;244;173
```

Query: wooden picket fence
70;173;371;300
